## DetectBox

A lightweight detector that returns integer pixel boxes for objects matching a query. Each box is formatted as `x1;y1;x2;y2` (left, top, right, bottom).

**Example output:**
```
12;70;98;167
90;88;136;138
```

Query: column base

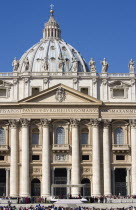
10;194;19;197
71;187;81;197
92;193;101;197
20;194;30;197
104;193;112;196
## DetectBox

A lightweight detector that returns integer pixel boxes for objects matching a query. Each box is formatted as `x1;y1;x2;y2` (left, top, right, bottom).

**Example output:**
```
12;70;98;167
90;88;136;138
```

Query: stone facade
0;9;135;198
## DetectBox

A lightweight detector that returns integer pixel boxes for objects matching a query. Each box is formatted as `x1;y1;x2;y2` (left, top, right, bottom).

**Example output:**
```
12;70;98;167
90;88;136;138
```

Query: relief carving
55;87;66;102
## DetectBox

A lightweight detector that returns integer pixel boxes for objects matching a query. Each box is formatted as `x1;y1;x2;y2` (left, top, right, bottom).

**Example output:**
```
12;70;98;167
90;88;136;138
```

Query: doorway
31;178;40;196
115;168;127;196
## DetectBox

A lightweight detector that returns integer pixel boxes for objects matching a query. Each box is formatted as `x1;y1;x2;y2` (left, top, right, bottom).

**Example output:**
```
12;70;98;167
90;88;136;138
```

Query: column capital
130;119;136;128
41;119;51;127
103;119;111;128
9;119;19;128
70;119;80;127
89;118;101;127
20;118;30;127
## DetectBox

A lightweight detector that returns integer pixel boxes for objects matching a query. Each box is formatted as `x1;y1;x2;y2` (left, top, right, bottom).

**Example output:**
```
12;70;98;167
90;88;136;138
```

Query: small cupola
43;5;61;40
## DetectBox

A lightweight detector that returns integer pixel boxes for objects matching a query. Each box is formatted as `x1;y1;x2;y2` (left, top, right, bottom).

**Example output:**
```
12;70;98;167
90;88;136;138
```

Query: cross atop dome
50;4;54;16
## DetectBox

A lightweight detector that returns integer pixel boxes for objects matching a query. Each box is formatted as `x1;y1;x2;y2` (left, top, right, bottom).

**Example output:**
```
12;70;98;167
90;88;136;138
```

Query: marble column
130;120;136;195
9;120;18;197
127;168;130;196
41;119;51;198
103;120;112;195
71;119;80;196
91;119;101;196
6;168;10;197
21;119;30;197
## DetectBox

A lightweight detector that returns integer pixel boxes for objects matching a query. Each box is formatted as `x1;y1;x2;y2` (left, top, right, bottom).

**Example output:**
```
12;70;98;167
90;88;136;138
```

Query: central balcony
112;144;130;153
52;144;70;152
0;145;9;153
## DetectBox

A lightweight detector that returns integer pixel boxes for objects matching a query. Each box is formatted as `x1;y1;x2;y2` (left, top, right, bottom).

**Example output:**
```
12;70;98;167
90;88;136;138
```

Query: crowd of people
0;205;136;210
1;195;136;204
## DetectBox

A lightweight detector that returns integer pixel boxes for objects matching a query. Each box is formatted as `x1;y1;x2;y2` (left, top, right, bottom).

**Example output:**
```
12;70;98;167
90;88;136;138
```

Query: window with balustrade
32;128;39;145
0;128;5;145
114;127;124;145
56;127;65;144
81;128;88;145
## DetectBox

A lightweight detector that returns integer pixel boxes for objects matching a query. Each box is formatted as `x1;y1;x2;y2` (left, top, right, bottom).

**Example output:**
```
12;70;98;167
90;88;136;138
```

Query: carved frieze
33;168;41;173
55;87;66;102
55;154;66;161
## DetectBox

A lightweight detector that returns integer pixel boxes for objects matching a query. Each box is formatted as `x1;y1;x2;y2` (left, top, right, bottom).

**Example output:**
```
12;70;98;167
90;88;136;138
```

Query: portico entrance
115;168;127;196
54;168;67;198
81;178;91;197
31;178;41;196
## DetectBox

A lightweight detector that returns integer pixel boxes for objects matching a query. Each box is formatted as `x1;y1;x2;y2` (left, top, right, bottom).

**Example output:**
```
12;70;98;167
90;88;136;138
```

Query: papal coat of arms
55;87;66;102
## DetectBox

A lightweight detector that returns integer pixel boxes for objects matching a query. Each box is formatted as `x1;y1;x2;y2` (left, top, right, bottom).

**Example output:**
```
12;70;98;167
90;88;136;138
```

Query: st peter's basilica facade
0;8;136;199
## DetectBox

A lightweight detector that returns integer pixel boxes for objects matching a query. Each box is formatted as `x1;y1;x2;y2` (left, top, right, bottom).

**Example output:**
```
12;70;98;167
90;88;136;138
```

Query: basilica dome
16;10;89;73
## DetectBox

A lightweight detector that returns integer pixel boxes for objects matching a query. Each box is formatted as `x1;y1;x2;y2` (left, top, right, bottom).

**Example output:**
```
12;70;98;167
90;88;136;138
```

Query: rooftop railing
0;72;134;78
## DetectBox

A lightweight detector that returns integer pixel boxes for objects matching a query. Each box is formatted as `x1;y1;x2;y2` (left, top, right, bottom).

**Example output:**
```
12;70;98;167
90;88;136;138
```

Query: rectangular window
116;155;125;160
113;89;124;98
82;155;89;160
80;88;88;95
32;87;40;96
0;89;6;97
0;156;4;161
32;155;40;161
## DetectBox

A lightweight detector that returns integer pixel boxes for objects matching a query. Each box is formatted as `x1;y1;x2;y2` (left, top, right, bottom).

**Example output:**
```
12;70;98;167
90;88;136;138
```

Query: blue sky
0;0;136;73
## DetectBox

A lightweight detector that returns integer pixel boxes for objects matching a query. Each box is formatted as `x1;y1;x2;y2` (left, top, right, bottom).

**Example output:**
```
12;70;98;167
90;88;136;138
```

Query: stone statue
24;57;29;71
128;59;135;73
101;58;109;73
72;57;78;72
43;57;48;71
89;58;96;72
12;57;19;71
58;54;64;72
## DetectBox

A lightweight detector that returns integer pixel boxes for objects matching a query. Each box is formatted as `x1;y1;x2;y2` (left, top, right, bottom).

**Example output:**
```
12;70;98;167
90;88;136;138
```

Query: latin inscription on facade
0;108;98;114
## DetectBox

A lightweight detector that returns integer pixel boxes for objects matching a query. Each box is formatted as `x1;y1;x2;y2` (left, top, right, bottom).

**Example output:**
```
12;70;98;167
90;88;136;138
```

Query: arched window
0;128;5;145
81;128;88;145
56;127;65;144
114;127;124;145
32;128;39;145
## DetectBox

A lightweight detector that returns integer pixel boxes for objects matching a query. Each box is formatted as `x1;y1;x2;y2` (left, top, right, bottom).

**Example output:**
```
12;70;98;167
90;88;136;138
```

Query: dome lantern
43;5;61;40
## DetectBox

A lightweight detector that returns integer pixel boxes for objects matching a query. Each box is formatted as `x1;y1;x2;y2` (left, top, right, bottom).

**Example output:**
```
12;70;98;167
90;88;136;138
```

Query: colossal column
130;120;136;195
9;120;18;197
41;119;51;198
103;120;112;195
91;119;101;196
71;119;80;196
21;119;30;197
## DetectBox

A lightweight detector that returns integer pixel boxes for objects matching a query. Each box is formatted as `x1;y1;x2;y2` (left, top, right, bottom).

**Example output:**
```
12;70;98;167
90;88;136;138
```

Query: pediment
108;80;131;88
0;80;13;87
19;84;102;105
